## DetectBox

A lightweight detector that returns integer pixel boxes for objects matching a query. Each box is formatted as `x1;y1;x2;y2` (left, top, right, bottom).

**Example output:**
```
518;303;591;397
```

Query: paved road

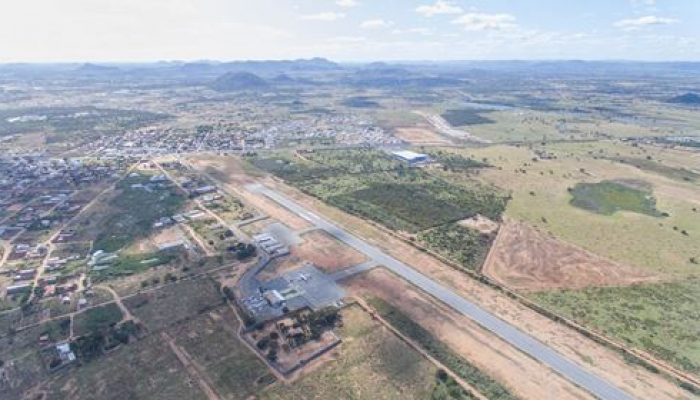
250;184;635;400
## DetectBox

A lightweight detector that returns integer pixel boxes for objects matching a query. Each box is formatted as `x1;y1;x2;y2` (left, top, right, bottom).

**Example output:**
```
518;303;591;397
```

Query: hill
209;72;269;91
668;92;700;105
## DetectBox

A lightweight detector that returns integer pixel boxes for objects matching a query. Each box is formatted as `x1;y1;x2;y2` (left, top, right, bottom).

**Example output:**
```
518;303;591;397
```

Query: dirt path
97;284;140;325
161;331;222;400
0;240;10;270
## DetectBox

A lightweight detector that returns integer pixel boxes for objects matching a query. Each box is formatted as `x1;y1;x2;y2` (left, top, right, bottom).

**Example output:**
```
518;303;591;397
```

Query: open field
260;305;440;400
291;230;368;273
483;219;656;291
531;278;700;376
393;127;453;145
457;142;700;276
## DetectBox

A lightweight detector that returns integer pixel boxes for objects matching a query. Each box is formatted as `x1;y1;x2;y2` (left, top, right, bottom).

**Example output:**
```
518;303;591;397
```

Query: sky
1;0;698;62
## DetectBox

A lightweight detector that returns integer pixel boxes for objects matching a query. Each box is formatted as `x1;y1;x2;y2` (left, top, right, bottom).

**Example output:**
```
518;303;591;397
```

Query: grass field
530;278;700;376
569;180;664;216
368;298;518;400
260;305;447;400
457;142;700;276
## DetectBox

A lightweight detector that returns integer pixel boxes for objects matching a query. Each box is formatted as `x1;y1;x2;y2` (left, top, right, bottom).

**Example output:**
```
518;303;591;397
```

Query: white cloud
360;19;394;29
451;13;517;31
301;11;345;21
416;1;463;17
393;27;432;36
336;0;359;8
614;15;678;30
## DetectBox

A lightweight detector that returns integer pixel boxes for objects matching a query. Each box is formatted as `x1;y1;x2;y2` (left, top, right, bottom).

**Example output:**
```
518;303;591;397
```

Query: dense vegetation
569;180;663;217
419;224;493;272
252;150;507;234
441;109;494;126
369;298;518;400
428;150;490;171
531;278;700;375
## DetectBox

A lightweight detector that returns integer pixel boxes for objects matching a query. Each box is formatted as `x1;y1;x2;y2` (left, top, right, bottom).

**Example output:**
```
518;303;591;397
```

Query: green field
418;223;493;272
569;180;664;217
368;298;517;400
530;278;700;376
441;109;494;127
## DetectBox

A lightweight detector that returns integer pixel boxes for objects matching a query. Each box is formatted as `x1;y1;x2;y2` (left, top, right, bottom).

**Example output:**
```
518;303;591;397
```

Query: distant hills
210;72;269;91
668;92;700;105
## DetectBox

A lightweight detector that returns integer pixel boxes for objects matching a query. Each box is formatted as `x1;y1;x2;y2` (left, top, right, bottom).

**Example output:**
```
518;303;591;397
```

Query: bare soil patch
483;220;657;291
394;127;452;145
292;230;368;273
458;214;499;235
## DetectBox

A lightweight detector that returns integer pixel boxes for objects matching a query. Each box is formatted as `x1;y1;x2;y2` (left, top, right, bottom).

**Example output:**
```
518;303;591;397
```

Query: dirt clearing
483;219;657;291
291;230;368;273
393;127;452;146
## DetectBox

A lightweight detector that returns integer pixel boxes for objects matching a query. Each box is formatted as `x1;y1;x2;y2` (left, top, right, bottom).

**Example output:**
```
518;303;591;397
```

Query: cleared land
483;220;656;291
393;127;453;145
291;230;368;273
